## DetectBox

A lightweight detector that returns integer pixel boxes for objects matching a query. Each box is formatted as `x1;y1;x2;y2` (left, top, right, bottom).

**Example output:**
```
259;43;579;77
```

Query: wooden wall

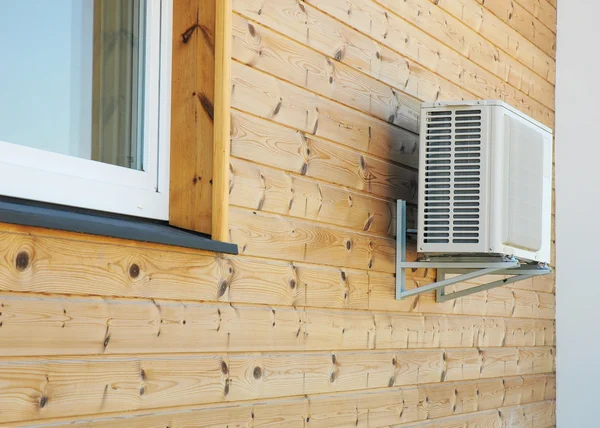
0;0;556;426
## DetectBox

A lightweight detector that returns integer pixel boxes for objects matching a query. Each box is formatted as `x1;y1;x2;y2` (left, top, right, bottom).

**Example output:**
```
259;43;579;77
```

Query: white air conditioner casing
418;100;553;263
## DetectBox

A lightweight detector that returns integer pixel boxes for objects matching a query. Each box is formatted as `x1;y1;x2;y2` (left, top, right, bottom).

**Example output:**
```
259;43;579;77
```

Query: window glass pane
0;0;146;171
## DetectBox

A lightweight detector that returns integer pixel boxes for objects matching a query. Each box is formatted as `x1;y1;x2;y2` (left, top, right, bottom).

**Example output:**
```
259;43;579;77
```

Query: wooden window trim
169;0;232;242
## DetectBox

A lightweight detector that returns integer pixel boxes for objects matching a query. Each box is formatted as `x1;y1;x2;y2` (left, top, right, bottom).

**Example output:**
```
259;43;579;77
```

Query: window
0;0;172;219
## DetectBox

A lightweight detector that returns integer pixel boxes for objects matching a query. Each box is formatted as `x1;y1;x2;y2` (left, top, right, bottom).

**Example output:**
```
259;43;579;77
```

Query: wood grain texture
370;273;556;319
0;349;553;424
375;0;555;107
235;0;555;128
212;0;232;241
231;110;419;200
4;375;554;427
229;156;402;235
394;400;555;427
0;225;554;318
169;0;214;234
305;0;554;125
434;0;556;84
229;206;397;272
0;0;557;424
0;291;554;356
474;0;556;55
231;61;421;164
233;0;474;110
504;0;556;33
232;12;422;136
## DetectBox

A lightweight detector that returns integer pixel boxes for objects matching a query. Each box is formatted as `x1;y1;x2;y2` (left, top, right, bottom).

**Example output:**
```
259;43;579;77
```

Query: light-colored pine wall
0;0;555;426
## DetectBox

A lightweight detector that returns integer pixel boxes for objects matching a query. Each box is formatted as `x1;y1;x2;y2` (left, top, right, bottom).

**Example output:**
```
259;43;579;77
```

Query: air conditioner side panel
488;105;553;263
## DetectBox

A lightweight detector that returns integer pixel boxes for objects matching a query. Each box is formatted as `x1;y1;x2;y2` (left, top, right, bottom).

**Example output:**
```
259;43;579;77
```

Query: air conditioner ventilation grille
424;110;482;244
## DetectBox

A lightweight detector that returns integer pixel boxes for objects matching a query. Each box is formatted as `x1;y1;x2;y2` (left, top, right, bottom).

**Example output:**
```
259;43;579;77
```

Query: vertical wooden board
212;0;233;241
169;0;214;234
230;110;419;201
229;157;401;236
231;13;422;134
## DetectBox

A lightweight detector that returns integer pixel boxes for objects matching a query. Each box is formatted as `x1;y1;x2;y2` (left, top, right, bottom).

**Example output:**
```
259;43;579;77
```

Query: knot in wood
129;263;140;279
15;251;29;271
218;280;229;297
253;366;263;379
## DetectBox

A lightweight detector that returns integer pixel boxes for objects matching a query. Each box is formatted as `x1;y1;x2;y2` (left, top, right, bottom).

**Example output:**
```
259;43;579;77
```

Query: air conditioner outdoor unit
417;100;553;264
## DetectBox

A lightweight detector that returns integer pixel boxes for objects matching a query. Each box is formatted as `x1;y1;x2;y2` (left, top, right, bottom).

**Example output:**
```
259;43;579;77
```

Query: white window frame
0;0;172;220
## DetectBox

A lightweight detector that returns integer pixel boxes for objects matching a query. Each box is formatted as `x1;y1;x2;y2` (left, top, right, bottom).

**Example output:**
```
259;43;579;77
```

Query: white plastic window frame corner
0;0;172;220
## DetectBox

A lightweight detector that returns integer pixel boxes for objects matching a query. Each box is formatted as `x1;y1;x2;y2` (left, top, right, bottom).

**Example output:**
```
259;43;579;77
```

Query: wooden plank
474;0;556;55
168;0;214;234
369;273;556;320
305;0;554;124
510;0;557;33
0;222;428;311
232;12;423;137
229;157;402;236
5;375;555;427
231;61;421;165
0;225;555;318
319;0;555;112
444;271;556;293
233;0;474;113
434;0;556;84
235;0;555;124
394;400;555;427
0;292;555;357
0;349;554;424
231;110;419;200
212;0;232;241
229;206;397;272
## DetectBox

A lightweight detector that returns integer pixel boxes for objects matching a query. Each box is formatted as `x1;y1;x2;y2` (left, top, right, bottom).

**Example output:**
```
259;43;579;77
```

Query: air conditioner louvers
418;100;552;264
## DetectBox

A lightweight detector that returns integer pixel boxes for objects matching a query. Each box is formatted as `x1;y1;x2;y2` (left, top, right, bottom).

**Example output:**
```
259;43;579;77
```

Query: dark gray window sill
0;197;238;255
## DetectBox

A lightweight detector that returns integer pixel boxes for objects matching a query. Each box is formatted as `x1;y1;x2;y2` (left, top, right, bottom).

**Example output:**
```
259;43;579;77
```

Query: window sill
0;198;238;255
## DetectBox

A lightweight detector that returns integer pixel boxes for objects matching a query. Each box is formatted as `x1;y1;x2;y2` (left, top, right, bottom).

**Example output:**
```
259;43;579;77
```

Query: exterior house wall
0;0;556;426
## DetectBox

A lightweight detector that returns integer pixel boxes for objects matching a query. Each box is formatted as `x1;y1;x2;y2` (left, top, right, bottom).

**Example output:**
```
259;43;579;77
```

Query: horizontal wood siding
3;0;554;425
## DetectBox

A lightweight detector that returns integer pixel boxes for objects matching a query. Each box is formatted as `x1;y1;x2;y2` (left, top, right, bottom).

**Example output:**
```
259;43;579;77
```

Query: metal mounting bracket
395;200;552;301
